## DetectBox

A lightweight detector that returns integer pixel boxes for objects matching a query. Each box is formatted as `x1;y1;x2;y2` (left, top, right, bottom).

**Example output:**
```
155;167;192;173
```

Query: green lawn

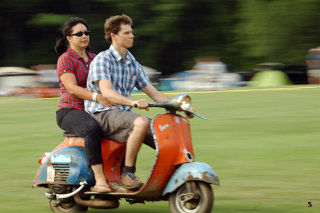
0;86;319;213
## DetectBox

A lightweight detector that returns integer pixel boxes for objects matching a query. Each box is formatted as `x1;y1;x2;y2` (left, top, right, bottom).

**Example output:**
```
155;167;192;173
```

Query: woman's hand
96;94;116;107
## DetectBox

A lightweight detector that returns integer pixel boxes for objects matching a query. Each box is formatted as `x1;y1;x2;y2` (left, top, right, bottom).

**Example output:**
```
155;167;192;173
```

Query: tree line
1;0;320;75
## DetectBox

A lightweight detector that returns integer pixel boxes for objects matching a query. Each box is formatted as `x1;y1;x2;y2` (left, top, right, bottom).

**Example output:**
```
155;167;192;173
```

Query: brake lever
185;110;207;120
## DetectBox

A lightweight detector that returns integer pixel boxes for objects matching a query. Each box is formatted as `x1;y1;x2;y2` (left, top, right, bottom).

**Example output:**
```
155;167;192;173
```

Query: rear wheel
169;181;214;213
49;199;88;212
48;185;88;212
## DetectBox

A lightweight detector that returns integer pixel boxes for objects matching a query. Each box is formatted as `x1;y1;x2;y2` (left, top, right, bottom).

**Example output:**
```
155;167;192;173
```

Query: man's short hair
104;14;133;43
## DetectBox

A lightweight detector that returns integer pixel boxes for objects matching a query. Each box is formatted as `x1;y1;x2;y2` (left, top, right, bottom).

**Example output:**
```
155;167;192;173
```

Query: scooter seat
63;131;80;137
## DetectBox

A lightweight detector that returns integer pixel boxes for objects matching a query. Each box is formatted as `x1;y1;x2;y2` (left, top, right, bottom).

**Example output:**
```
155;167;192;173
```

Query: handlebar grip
185;111;192;117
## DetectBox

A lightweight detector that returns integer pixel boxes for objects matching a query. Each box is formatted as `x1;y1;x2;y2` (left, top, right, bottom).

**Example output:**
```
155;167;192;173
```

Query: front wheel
169;181;214;213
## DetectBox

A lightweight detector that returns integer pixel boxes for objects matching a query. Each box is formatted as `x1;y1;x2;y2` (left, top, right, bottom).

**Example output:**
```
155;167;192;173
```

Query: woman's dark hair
55;17;90;54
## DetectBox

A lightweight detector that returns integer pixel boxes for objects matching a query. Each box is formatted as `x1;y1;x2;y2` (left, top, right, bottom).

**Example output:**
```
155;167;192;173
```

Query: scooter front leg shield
162;162;219;196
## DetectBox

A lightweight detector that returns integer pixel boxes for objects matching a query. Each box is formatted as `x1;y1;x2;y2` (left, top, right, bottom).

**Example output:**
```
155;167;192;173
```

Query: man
85;14;169;190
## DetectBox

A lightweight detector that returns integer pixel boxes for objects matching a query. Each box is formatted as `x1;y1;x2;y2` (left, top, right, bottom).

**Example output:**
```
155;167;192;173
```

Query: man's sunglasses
69;31;90;37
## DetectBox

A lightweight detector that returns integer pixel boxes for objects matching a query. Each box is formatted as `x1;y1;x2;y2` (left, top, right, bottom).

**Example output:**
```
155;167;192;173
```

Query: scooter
33;94;220;213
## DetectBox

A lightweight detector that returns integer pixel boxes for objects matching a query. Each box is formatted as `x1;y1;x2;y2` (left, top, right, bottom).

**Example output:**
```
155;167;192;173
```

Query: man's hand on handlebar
133;99;149;111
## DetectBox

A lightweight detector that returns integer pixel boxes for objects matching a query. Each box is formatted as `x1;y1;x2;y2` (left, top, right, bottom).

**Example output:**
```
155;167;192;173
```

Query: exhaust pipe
73;193;119;209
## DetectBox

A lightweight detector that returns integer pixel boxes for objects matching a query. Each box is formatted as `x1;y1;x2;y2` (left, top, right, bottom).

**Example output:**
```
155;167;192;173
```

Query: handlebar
132;94;207;120
149;101;207;120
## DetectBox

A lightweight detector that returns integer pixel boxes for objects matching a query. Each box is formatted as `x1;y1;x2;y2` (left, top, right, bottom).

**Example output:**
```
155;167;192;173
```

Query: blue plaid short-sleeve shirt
85;45;150;116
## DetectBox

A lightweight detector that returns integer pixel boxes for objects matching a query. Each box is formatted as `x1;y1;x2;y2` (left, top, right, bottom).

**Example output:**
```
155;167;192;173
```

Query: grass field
0;86;319;213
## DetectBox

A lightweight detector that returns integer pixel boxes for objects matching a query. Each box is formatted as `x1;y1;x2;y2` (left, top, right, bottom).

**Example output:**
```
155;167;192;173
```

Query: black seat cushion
63;131;80;137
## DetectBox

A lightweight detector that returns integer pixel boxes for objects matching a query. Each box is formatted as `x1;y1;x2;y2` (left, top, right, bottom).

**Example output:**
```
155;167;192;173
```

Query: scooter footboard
162;162;219;196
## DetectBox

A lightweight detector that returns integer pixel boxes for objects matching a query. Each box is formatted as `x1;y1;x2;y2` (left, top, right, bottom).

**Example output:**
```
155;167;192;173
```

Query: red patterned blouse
56;48;95;110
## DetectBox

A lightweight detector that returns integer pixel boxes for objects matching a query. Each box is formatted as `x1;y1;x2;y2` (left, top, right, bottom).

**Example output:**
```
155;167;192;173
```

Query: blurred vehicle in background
132;65;161;93
306;47;320;84
238;62;308;85
32;65;60;98
37;69;59;88
0;65;60;97
142;65;161;86
33;73;60;98
20;64;60;98
0;67;37;96
159;58;241;91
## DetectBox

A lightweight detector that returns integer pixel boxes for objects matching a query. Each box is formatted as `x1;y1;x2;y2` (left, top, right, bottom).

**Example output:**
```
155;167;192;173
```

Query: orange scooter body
100;113;194;200
33;113;194;201
136;113;194;199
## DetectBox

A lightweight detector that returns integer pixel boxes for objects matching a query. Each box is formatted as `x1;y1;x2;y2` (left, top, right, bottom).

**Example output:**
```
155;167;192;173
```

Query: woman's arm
60;72;112;106
60;72;92;100
98;79;148;109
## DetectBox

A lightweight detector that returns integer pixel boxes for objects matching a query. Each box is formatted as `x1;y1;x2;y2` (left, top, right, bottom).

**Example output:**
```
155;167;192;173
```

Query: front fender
35;146;95;187
162;162;219;196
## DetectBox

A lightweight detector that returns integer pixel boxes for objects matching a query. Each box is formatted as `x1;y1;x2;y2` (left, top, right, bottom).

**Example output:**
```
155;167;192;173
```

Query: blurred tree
0;0;114;67
97;0;239;74
0;0;42;66
235;0;320;69
1;0;320;76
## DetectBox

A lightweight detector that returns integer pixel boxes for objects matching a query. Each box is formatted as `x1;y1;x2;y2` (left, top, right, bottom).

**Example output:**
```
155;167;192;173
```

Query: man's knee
133;116;150;132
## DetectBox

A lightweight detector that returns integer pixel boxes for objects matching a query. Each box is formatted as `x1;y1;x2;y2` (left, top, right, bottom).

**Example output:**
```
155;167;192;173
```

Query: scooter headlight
176;94;191;111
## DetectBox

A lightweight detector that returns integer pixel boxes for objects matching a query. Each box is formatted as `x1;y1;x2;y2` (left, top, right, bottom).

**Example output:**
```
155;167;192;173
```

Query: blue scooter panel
162;162;220;196
35;146;95;187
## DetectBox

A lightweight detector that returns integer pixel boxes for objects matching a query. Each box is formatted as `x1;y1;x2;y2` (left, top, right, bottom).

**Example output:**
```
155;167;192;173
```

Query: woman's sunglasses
69;31;90;37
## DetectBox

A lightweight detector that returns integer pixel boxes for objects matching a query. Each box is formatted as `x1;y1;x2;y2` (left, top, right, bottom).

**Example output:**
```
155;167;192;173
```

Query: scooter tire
49;199;88;213
169;181;214;213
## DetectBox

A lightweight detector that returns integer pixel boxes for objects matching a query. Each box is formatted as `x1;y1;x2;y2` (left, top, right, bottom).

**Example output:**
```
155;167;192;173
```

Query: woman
55;17;112;193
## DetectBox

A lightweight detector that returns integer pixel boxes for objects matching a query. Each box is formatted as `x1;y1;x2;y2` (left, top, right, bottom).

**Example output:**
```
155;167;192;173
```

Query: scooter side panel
162;162;220;196
52;137;84;152
33;137;85;186
34;146;95;187
101;138;126;184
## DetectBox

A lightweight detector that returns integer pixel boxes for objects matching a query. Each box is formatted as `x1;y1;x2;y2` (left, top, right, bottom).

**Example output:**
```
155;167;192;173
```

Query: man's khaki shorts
94;108;155;149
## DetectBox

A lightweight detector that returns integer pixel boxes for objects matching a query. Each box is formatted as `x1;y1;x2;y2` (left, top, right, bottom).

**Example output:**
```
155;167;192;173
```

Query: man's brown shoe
121;173;143;190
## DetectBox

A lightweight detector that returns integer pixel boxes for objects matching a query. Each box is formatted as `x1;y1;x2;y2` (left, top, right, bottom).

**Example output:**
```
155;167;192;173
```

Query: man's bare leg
125;116;149;166
121;116;149;189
